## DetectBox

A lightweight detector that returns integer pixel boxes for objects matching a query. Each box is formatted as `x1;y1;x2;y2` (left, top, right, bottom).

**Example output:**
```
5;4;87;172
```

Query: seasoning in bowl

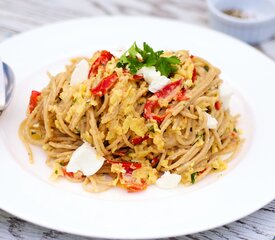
223;9;255;19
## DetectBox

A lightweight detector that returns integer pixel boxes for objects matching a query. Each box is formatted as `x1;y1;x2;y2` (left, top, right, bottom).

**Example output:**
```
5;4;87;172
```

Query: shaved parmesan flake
66;142;105;176
205;112;218;129
220;82;233;110
70;59;90;86
149;76;170;93
156;171;181;189
137;66;170;93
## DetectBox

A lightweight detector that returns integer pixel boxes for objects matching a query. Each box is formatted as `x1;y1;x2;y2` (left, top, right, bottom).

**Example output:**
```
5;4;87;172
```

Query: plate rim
0;16;275;239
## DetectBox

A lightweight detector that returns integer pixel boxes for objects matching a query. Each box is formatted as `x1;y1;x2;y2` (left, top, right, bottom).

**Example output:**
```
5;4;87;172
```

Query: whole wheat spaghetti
19;43;241;192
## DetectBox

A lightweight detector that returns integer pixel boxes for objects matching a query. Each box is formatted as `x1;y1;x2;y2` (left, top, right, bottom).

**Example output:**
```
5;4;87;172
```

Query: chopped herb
117;42;180;77
233;128;237;133
147;125;155;133
59;162;66;166
55;170;58;174
191;172;198;184
204;65;209;72
31;130;36;135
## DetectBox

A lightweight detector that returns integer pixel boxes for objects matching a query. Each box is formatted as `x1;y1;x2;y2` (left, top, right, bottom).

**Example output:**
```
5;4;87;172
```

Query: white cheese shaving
70;59;90;86
220;82;233;110
156;171;181;189
136;53;143;61
66;142;105;176
205;112;218;129
137;66;170;93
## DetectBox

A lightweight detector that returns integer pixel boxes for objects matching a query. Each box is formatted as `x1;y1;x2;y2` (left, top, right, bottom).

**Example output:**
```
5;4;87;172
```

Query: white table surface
0;0;274;239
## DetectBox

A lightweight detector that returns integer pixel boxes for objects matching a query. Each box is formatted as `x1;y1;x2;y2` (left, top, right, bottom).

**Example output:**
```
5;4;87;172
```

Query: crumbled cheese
137;66;170;93
220;82;233;110
149;76;170;93
156;171;181;189
205;112;218;129
66;142;105;176
70;59;90;86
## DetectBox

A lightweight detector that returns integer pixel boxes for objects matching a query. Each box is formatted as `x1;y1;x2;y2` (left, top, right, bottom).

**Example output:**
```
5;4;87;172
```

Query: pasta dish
19;42;241;192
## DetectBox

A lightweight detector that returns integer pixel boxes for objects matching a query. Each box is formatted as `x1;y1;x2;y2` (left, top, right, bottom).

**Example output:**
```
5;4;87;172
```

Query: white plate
0;16;275;239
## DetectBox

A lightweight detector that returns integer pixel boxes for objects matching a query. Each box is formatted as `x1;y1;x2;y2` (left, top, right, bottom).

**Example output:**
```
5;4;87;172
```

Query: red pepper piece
107;160;142;174
131;135;149;145
144;99;168;124
88;50;113;78
198;168;206;175
91;72;118;97
144;80;183;124
62;168;74;178
121;162;142;174
176;88;189;101
29;90;41;113
119;173;147;192
126;180;147;192
215;101;221;110
152;114;168;124
155;79;182;99
192;67;197;82
133;74;144;80
150;157;159;168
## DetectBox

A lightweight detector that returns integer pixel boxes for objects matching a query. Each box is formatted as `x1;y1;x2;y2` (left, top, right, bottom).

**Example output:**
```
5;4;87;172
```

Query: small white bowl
207;0;275;44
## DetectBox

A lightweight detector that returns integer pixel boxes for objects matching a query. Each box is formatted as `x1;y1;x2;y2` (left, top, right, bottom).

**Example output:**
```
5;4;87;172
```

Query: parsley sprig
117;42;180;77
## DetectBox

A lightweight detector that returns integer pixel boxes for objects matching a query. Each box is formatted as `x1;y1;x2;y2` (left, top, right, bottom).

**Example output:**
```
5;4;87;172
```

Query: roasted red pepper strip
133;74;144;80
62;168;74;178
125;180;147;192
144;80;183;124
215;101;221;110
91;72;118;97
29;90;41;113
131;135;149;145
192;67;197;82
107;160;142;174
176;88;189;101
155;79;182;99
88;50;113;78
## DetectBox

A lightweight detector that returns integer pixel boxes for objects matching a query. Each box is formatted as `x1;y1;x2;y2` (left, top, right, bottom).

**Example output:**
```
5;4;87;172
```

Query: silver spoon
0;59;15;115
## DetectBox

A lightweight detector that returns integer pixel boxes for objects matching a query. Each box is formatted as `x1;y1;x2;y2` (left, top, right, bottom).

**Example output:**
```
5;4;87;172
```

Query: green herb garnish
55;170;58;174
148;125;155;133
233;128;237;133
117;42;180;77
191;172;198;184
204;65;209;72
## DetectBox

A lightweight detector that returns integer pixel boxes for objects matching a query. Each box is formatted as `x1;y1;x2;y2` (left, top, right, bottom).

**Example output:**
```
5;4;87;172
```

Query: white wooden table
0;0;274;239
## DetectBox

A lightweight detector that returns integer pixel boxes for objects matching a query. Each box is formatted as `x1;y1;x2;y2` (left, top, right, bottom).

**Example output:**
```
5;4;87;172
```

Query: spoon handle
0;58;6;111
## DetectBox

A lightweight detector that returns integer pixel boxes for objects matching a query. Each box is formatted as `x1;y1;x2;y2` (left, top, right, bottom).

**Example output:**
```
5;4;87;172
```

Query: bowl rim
207;0;275;24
